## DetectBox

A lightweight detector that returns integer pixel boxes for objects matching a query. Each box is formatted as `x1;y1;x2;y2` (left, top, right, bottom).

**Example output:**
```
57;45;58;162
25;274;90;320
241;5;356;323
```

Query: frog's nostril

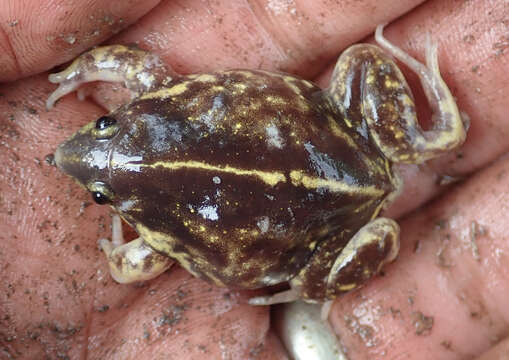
45;153;56;167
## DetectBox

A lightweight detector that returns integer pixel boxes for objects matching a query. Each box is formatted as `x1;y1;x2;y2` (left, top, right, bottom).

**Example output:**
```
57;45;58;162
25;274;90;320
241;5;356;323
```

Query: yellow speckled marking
353;198;376;214
283;78;303;95
234;83;247;91
140;83;190;99
399;93;414;107
384;77;400;89
125;63;143;81
328;115;358;149
235;70;254;78
337;283;357;291
136;223;225;286
196;74;218;82
302;80;314;88
343;117;353;128
265;95;287;105
394;130;404;139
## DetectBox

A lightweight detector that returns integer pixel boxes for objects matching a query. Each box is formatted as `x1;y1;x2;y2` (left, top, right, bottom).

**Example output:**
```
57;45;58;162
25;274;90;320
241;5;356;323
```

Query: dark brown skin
55;69;393;295
1;0;508;359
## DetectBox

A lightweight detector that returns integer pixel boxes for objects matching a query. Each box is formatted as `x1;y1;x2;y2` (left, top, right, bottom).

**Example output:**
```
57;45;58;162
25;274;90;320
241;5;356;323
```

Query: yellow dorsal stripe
135;160;286;187
122;160;383;196
289;170;385;197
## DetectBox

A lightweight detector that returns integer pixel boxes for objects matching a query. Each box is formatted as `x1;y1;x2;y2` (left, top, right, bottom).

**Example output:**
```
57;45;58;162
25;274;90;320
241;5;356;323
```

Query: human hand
0;0;507;359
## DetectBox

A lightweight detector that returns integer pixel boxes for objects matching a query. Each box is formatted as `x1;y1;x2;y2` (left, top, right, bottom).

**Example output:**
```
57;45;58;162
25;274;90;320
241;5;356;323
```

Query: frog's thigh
99;217;172;283
326;43;384;129
324;217;399;297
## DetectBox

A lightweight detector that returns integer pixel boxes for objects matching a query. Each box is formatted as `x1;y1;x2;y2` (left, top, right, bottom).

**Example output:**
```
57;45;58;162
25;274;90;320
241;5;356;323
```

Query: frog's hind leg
99;215;173;283
326;24;466;164
46;45;176;109
323;218;399;298
248;218;399;306
293;218;398;302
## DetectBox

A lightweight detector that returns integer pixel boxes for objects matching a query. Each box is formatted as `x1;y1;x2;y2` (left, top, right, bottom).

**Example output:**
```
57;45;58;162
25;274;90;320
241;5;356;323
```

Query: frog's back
109;70;396;288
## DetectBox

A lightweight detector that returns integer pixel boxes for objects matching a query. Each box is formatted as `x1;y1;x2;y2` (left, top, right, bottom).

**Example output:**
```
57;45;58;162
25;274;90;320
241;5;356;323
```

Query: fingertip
0;0;162;82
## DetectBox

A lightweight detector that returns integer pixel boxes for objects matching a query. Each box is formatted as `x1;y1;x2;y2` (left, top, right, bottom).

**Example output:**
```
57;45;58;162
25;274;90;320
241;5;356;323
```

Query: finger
365;0;506;217
113;0;425;76
0;75;111;359
3;0;500;358
87;268;287;359
475;336;509;360
0;0;161;82
68;0;424;115
329;147;509;358
111;0;506;221
0;73;288;358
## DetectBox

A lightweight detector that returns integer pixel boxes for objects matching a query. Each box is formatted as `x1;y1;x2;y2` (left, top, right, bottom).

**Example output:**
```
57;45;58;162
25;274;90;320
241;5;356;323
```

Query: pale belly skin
48;25;466;305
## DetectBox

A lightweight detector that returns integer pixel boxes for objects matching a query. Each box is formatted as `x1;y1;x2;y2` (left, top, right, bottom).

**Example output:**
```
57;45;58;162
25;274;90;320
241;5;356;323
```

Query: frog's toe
325;217;399;298
46;69;85;109
248;289;301;306
110;214;125;247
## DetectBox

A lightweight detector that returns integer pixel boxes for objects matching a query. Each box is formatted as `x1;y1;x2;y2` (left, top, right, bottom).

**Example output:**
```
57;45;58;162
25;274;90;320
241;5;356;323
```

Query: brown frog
47;25;466;304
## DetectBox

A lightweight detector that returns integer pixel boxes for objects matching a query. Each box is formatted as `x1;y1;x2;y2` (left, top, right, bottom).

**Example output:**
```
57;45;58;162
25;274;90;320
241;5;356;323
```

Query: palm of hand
0;1;507;359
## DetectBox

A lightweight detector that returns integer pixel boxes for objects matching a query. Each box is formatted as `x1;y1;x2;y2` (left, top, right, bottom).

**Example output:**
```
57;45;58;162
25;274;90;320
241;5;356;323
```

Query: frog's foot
324;217;399;297
46;45;176;109
99;215;172;283
372;24;466;163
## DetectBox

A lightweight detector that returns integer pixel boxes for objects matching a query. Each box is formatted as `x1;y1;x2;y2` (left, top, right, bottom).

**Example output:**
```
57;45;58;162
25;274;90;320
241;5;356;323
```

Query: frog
47;24;466;304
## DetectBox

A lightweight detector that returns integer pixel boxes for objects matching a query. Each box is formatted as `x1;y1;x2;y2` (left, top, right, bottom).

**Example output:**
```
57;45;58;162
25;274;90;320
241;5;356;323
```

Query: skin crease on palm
0;0;508;358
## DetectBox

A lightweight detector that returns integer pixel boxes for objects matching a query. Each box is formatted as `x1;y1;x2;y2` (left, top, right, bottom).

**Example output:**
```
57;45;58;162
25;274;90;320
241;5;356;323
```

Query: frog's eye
93;116;119;140
88;182;114;205
96;116;116;130
91;191;110;205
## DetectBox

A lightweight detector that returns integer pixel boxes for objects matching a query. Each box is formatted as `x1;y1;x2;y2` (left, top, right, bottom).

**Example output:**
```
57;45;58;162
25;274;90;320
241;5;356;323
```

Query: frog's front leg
249;218;399;305
99;215;173;283
46;45;175;109
327;24;466;164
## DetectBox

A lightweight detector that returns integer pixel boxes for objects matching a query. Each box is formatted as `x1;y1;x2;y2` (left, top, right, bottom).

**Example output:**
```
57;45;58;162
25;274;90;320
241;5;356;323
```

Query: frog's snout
53;141;81;179
53;128;111;188
53;145;64;170
53;141;77;175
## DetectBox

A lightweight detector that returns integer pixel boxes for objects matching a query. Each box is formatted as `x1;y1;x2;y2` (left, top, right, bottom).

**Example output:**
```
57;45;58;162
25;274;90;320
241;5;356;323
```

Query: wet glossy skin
55;70;395;288
49;26;466;303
